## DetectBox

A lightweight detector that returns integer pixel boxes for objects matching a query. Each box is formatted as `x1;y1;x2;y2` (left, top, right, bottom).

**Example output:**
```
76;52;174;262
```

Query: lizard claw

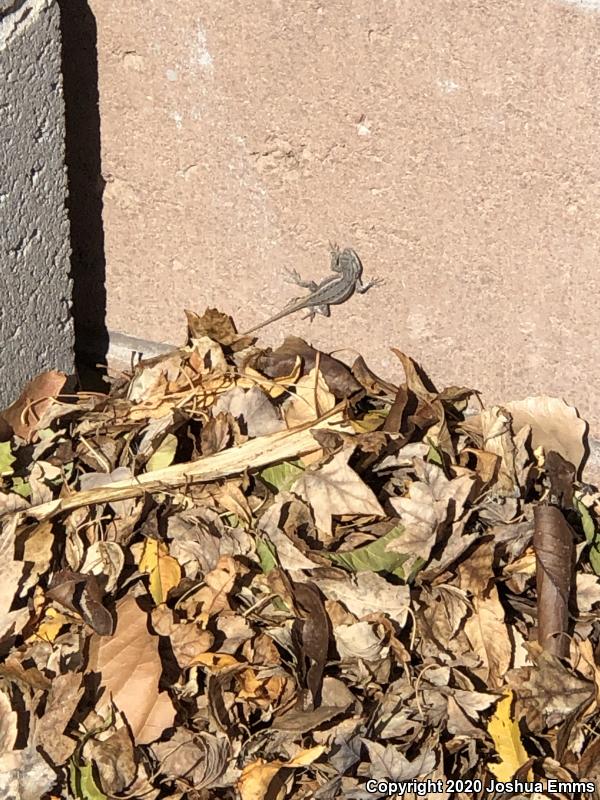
282;267;301;284
368;276;385;288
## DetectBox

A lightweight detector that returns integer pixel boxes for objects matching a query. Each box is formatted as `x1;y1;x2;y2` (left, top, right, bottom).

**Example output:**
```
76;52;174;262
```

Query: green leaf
425;439;444;467
254;536;290;611
351;410;387;433
574;495;600;576
146;433;178;471
324;524;422;579
69;760;108;800
259;460;304;493
589;548;600;577
574;495;596;544
11;477;31;498
256;535;279;573
0;441;15;477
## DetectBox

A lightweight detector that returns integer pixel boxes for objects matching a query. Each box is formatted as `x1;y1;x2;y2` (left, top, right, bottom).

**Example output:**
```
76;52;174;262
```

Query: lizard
243;245;384;335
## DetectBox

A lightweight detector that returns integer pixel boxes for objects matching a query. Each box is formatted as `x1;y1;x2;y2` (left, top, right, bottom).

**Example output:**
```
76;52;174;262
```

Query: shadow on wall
58;0;108;384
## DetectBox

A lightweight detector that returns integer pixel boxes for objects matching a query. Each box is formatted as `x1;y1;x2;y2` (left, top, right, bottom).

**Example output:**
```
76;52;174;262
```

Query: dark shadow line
58;0;108;387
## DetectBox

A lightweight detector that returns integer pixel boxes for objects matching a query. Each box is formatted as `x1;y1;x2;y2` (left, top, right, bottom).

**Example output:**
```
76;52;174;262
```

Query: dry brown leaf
0;689;18;758
418;585;471;645
291;447;385;537
255;336;361;399
504;396;586;475
257;497;319;571
534;504;573;658
0;370;66;441
151;606;214;668
363;739;437;781
0;682;59;800
87;595;176;744
83;724;138;794
152;728;230;790
480;406;520;496
575;573;600;614
47;569;113;636
192;555;244;623
190;652;240;671
18;519;54;594
335;621;388;662
446;695;484;737
80;541;125;593
388;460;474;563
35;671;82;764
463;587;512;687
0;514;32;641
512;649;596;731
458;447;499;488
317;572;410;625
216;482;255;527
283;368;336;429
213;384;285;436
0;740;58;800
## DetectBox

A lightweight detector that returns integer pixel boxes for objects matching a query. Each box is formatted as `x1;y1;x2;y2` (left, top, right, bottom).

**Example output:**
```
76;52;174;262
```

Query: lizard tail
242;306;299;335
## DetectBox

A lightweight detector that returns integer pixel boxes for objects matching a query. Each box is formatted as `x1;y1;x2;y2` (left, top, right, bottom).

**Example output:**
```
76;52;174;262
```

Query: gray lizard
243;245;383;335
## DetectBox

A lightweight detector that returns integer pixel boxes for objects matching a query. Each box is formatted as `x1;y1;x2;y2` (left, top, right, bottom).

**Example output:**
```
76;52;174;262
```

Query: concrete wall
0;0;74;407
90;2;600;446
88;0;600;442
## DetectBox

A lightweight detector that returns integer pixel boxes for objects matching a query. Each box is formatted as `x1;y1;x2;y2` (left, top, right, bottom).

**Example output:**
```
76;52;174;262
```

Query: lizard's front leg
328;242;342;273
355;275;385;294
284;267;319;293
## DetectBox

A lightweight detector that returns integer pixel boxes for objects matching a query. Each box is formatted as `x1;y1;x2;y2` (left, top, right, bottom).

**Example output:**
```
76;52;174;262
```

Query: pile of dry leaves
1;308;599;800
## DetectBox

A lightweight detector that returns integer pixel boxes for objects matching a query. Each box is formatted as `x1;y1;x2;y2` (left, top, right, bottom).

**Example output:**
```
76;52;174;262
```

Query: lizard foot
357;276;385;293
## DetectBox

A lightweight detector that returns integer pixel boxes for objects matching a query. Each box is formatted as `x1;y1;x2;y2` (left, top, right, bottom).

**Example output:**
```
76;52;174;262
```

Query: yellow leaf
138;539;181;605
238;758;281;800
287;745;326;766
238;746;325;800
146;433;178;471
189;652;240;671
238;361;302;399
149;556;181;605
28;607;71;643
487;691;530;781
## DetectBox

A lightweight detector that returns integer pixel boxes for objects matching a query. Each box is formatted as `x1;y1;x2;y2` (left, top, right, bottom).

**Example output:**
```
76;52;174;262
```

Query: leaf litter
0;308;599;799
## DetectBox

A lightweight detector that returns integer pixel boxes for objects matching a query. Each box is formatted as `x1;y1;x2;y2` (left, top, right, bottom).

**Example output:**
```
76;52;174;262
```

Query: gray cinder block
0;0;74;407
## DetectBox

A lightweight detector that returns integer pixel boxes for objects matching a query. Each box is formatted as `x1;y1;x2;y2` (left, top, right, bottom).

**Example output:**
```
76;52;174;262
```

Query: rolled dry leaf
544;450;576;509
533;504;574;658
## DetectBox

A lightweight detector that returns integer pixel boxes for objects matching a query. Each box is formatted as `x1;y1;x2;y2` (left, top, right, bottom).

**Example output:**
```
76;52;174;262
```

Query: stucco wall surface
90;0;599;437
0;0;74;407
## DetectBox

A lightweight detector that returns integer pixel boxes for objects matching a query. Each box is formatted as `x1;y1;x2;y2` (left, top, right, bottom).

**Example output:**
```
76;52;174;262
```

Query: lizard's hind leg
301;304;331;321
